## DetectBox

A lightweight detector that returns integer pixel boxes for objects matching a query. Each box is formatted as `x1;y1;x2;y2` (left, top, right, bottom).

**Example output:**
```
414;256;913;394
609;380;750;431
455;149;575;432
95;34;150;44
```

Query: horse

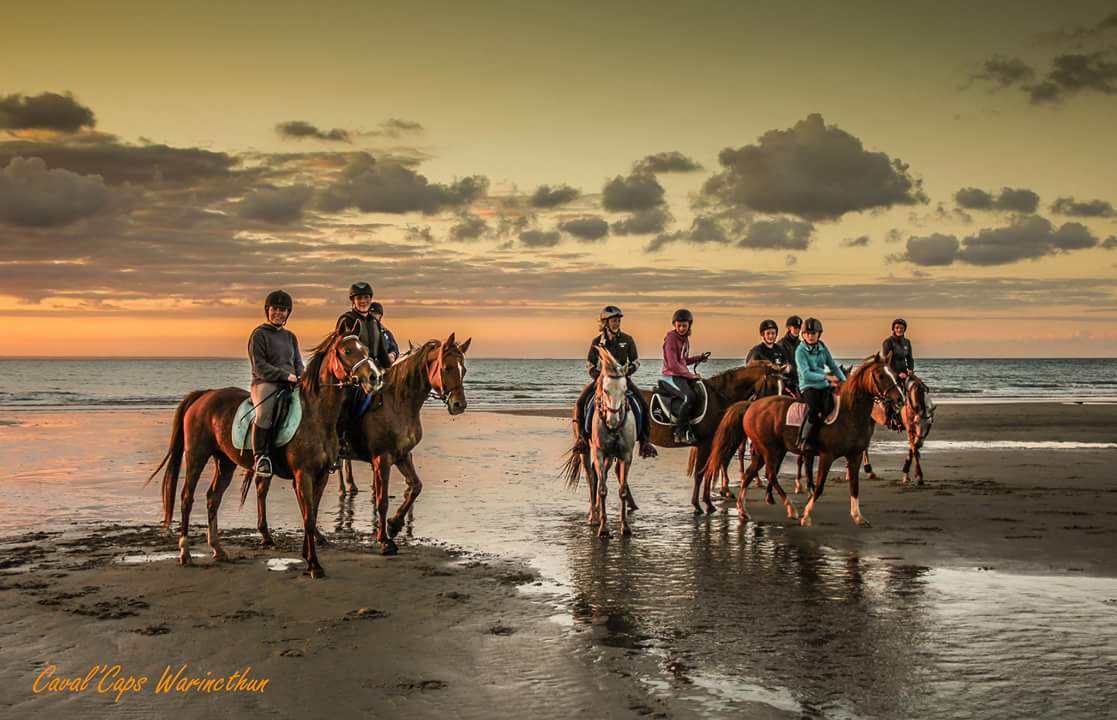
860;375;935;484
293;334;471;555
642;361;784;515
147;333;376;578
561;346;638;538
703;353;905;528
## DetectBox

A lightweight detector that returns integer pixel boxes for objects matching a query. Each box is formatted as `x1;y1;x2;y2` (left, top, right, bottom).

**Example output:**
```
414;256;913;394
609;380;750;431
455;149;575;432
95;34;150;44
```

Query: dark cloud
611;207;671;236
785;255;797;266
885;228;905;244
635;151;703;174
1103;236;1117;250
738;218;813;250
968;56;1036;89
0;156;134;227
1029;52;1117;104
378;118;423;136
519;229;561;247
237;185;313;224
0;92;96;132
954;186;1039;213
1050;196;1116;218
558;215;609;242
700;113;926;221
896;216;1098;266
645;212;811;252
276;121;352;143
529;184;580;208
314;155;487;214
449;213;489;241
602;171;665;212
842;235;871;247
404;224;433;243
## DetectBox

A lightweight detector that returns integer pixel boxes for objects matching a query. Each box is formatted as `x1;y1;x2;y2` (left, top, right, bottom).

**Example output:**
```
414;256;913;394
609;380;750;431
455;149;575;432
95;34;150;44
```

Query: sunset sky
3;1;1116;358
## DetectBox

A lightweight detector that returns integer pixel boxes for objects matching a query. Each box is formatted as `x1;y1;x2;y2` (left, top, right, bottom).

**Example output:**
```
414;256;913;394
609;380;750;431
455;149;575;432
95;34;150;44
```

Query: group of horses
147;333;933;577
564;349;935;538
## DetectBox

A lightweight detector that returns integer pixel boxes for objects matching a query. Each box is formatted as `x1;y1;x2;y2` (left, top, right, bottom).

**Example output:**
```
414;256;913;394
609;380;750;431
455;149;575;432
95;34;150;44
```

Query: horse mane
300;332;341;396
384;339;440;405
843;354;881;397
704;362;770;399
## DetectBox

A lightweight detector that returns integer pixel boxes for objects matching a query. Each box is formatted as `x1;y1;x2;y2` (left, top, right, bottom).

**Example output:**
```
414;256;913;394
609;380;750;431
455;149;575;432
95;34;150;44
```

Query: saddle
785;391;840;428
583;391;643;436
650;378;709;427
232;389;302;450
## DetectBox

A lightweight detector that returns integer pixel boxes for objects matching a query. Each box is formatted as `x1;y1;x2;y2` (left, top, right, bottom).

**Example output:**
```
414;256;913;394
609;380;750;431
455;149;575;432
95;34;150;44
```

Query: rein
426;343;464;407
320;335;380;389
595;371;629;430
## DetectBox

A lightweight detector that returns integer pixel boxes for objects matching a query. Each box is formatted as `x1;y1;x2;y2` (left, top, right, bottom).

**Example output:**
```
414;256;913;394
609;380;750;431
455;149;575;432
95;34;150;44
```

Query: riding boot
797;416;817;454
674;403;693;445
252;423;274;478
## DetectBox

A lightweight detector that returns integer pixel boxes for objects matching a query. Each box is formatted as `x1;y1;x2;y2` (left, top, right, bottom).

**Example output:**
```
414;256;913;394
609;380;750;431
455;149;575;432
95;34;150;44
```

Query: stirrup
253;455;273;478
639;441;658;459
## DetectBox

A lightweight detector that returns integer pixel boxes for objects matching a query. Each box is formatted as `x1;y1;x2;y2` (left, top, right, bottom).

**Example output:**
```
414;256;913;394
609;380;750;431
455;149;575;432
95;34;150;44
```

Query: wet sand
2;402;1116;718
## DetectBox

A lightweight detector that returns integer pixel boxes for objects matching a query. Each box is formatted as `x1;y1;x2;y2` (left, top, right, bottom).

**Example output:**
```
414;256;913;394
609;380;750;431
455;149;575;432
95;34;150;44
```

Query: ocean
0;357;1115;411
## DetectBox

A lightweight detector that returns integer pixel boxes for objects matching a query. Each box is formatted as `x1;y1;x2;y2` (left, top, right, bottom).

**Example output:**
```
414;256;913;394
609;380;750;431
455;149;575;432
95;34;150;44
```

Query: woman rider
334;282;393;460
745;319;788;367
794;317;845;453
573;306;657;458
881;318;915;387
661;308;710;444
369;301;400;364
778;315;802;396
248;290;304;479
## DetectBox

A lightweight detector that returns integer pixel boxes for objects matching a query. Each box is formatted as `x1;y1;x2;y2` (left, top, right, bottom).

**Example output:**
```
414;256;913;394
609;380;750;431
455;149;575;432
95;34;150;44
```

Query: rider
662;308;710;444
248;290;304;479
778;315;802;396
573;306;657;458
881;318;915;387
369;301;400;363
745;319;788;367
795;317;845;453
334;282;393;461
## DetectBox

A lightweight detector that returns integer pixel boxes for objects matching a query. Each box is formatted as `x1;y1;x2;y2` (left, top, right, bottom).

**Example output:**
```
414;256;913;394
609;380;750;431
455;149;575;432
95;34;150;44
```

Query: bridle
596;364;630;430
324;335;381;389
427;343;465;407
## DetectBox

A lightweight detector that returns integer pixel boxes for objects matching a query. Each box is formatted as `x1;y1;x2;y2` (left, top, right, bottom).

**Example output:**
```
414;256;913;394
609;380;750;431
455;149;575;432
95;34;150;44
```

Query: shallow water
4;409;1117;718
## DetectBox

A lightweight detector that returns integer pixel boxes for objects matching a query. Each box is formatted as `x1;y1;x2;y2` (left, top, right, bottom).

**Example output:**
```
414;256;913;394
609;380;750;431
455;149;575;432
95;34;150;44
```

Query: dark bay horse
561;346;638;538
703;354;904;527
315;334;471;555
861;375;935;484
642;361;784;515
147;333;375;578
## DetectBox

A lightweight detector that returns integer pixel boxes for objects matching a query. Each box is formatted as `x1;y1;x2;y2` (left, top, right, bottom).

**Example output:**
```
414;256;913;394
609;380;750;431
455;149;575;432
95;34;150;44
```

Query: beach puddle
266;558;305;572
872;439;1117;452
115;551;205;564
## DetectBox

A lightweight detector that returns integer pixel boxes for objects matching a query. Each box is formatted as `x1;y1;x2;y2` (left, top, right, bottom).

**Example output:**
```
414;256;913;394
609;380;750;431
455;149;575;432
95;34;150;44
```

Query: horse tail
702;400;751;488
686;447;698;478
145;390;206;528
561;445;585;490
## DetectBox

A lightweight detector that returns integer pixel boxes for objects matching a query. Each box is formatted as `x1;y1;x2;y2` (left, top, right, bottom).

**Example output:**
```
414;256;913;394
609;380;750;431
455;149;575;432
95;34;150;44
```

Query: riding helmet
264;290;293;311
892;318;907;329
786;315;802;328
803;317;823;333
370;301;385;315
600;305;624;321
672;308;694;324
759;319;779;334
349;281;374;299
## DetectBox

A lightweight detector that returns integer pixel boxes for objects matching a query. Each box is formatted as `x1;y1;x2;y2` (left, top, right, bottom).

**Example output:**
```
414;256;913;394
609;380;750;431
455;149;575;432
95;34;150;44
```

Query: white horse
562;346;638;538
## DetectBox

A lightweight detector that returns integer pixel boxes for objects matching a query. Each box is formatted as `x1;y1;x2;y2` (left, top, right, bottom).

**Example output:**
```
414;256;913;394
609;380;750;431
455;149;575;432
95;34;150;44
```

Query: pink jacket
661;330;701;378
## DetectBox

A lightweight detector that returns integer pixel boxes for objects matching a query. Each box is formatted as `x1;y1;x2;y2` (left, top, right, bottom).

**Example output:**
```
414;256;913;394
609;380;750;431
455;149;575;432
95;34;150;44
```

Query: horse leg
595;453;611;539
584;451;598;525
696;445;717;515
346;458;359;494
800;453;835;527
763;450;796;520
847;453;871;527
177;452;208;566
388;453;423;538
623;483;638;512
372;456;397;555
205;457;235;561
863;449;877;479
311;466;331;547
617;460;632;537
254;470;274;547
293;469;324;578
737;453;763;521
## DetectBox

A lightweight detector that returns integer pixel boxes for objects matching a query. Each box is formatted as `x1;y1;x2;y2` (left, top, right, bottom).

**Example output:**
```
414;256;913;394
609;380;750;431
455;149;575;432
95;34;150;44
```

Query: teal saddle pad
232;391;303;450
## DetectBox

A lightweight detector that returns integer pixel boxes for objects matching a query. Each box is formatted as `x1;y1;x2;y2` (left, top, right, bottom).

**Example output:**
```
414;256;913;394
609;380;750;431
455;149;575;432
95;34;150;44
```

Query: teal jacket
795;340;846;391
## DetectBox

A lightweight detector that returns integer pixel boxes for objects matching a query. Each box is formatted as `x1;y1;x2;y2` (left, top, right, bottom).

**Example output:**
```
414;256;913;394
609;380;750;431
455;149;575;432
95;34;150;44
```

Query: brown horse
642;361;784;515
860;375;935;484
147;333;376;578
703;354;904;527
306;334;470;555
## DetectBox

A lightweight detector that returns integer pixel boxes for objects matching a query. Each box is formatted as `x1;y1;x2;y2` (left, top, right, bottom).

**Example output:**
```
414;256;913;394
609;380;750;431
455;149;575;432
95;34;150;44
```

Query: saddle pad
650;378;708;427
785;393;840;428
232;391;303;450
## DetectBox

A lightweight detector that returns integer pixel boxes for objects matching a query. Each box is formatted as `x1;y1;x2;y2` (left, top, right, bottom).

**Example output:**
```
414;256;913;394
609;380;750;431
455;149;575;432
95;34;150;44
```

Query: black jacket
587;330;639;376
248;323;304;385
745;342;787;367
335;310;392;370
882;335;914;374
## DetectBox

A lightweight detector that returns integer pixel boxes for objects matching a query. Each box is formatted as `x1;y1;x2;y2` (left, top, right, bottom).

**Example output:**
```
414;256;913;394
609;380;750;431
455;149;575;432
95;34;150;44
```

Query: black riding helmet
759;319;778;334
803;317;823;334
672;308;694;324
370;301;384;315
892;318;907;329
600;305;623;321
264;289;293;315
786;315;802;328
349;282;373;299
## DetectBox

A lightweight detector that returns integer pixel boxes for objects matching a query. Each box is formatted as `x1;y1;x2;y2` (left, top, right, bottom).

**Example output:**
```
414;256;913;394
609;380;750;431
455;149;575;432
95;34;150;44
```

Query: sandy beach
2;401;1116;718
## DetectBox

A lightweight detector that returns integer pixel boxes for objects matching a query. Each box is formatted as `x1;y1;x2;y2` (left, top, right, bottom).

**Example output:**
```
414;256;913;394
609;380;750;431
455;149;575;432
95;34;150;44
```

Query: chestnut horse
561;346;638;538
703;354;904;527
860;375;935;484
147;333;376;578
642;361;784;515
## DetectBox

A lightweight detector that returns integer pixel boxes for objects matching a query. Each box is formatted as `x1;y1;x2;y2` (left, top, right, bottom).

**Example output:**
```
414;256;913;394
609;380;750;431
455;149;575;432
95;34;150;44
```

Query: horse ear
459;337;472;353
446;332;456;347
408;339;416;352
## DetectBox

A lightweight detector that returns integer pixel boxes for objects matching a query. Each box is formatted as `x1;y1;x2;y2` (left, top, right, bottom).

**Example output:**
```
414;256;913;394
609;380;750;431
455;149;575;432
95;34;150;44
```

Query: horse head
855;352;905;413
428;332;471;415
594;345;629;431
323;333;379;395
907;376;934;447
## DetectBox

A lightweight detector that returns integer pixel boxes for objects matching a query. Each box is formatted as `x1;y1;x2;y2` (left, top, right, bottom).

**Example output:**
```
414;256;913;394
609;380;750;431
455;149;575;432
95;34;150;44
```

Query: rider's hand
700;352;711;362
287;373;298;383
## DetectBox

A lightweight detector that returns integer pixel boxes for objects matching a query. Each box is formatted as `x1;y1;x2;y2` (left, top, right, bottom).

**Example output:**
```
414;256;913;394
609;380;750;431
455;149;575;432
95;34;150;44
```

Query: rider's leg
627;377;657;458
250;382;279;478
674;378;697;443
798;387;824;452
573;381;593;452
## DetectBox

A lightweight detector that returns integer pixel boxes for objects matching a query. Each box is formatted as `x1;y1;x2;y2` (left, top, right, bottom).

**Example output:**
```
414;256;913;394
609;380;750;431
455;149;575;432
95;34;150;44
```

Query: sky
2;1;1117;358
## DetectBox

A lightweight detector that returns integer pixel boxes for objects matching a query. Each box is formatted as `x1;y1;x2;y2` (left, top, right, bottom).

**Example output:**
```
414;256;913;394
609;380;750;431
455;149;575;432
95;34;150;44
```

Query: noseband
326;335;381;388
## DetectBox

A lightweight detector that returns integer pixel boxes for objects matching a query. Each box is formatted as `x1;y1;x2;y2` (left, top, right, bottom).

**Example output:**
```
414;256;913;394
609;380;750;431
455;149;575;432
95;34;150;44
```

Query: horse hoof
379;541;398;556
799;516;813;528
348;487;360;496
855;517;872;528
308;565;326;579
621;526;632;537
704;503;717;515
692;506;704;516
868;472;878;480
387;519;404;539
917;478;925;486
597;530;611;540
178;554;192;566
212;550;229;562
627;502;639;512
314;532;331;546
901;474;910;484
764;493;774;506
260;537;275;549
